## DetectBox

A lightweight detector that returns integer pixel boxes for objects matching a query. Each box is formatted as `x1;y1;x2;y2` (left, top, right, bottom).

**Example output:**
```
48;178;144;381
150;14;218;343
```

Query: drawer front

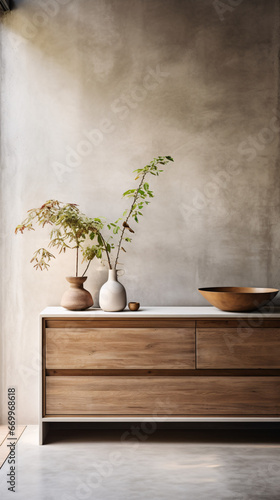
46;328;195;369
197;328;280;369
45;376;280;416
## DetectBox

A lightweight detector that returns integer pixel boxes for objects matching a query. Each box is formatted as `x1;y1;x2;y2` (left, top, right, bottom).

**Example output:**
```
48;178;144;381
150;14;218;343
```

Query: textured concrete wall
0;0;280;423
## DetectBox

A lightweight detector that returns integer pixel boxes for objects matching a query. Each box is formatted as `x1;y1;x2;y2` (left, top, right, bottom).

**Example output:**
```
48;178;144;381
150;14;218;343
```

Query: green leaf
123;189;136;197
134;215;139;223
143;183;149;191
97;234;103;246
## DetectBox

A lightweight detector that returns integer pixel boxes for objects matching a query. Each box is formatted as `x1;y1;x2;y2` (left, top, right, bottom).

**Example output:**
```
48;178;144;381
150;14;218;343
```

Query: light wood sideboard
39;306;280;444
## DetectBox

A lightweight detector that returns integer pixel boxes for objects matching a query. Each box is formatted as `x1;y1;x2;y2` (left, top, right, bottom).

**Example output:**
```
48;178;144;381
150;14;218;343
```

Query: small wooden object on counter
128;302;140;311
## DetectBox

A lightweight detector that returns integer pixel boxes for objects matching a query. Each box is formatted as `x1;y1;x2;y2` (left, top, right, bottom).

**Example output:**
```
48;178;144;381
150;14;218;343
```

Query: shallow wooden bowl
198;287;279;312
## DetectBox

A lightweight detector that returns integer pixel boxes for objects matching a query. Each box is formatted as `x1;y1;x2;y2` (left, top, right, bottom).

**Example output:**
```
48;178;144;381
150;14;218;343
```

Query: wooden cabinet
40;308;280;444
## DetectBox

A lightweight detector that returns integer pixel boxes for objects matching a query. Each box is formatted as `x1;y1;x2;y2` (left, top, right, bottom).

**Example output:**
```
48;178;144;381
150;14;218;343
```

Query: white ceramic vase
99;269;127;312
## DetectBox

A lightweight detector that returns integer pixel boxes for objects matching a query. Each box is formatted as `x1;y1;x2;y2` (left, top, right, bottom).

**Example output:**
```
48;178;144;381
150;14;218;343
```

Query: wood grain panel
45;319;195;329
196;320;280;329
46;369;280;377
197;328;280;368
46;328;195;369
45;376;280;416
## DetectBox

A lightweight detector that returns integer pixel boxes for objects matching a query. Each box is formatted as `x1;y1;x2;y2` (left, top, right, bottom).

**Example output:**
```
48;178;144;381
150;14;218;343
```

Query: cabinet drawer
45;375;280;416
45;327;195;369
197;328;280;369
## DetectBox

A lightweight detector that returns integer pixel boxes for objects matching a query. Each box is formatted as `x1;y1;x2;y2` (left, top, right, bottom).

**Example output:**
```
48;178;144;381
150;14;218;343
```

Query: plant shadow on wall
15;156;174;311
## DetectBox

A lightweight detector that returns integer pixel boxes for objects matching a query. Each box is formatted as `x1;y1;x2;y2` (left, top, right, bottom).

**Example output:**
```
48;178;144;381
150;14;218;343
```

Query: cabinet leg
39;422;50;445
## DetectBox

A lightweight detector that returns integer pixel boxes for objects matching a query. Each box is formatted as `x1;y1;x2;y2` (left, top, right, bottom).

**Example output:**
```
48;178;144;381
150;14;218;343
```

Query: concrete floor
0;425;280;499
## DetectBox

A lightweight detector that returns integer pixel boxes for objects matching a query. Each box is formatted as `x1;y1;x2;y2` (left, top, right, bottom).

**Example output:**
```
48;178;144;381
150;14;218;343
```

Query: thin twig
76;246;79;277
98;231;112;269
82;259;91;277
114;172;147;268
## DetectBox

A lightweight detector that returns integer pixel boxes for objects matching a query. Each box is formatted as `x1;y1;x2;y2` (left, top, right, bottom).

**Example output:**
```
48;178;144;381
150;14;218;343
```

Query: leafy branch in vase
15;156;174;276
15;200;105;277
103;155;174;269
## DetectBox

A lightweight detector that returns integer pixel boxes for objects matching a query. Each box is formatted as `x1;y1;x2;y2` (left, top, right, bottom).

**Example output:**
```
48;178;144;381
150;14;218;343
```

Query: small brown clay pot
61;277;93;311
128;301;140;311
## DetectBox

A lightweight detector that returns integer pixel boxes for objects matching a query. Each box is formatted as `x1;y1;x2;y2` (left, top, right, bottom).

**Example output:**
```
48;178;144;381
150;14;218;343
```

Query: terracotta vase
99;269;127;312
61;277;93;311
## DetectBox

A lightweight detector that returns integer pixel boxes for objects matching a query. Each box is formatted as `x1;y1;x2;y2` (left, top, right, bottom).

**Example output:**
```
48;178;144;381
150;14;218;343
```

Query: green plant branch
15;158;173;276
114;171;148;268
98;231;112;269
15;200;105;276
76;246;79;277
82;259;91;277
113;156;174;268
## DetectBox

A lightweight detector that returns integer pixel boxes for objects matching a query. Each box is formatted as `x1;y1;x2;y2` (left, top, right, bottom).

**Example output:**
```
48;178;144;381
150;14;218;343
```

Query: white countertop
40;305;280;318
